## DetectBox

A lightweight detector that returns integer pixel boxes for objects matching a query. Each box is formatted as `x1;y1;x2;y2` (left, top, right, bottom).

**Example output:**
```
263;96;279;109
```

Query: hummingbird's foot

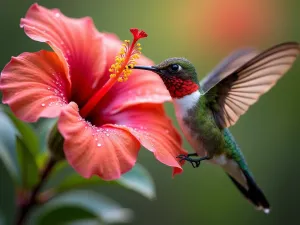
177;153;199;167
177;155;211;168
177;153;198;158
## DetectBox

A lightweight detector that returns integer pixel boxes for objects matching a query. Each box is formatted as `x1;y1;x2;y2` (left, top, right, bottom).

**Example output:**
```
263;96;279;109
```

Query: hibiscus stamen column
79;28;148;118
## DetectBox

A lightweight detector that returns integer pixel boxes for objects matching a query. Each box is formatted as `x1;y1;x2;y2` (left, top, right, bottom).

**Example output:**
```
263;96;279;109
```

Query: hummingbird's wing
201;42;300;128
200;48;259;94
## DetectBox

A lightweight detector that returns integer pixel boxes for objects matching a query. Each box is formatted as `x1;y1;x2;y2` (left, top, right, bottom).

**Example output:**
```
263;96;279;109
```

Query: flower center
79;28;148;118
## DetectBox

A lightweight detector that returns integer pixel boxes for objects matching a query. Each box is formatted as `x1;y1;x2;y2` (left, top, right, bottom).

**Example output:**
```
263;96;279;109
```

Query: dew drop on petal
106;133;110;137
97;143;102;147
55;12;60;18
41;103;45;107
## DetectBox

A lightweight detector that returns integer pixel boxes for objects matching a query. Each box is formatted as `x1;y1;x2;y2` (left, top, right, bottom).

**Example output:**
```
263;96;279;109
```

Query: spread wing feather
200;42;300;128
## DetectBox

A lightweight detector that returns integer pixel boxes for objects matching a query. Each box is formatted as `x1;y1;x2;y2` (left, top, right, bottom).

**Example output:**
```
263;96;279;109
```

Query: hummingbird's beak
132;65;159;72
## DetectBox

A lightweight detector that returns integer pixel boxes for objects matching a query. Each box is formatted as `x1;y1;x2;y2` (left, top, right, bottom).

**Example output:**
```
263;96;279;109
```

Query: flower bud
47;123;65;160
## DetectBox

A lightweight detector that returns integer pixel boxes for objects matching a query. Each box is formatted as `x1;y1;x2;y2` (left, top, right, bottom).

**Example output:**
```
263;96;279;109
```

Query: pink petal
94;33;171;115
93;104;187;176
0;50;70;122
21;3;106;105
58;102;141;180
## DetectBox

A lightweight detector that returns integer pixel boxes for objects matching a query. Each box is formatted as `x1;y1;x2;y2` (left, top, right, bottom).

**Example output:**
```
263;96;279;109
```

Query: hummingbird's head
133;57;200;98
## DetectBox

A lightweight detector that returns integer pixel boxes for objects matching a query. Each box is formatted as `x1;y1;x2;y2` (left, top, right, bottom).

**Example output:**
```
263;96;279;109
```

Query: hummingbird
133;42;300;213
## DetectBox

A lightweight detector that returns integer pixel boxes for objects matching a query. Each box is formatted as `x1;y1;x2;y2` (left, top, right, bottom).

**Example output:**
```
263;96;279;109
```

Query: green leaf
35;118;57;153
117;163;156;199
0;150;16;225
27;190;133;225
43;162;156;199
63;219;101;225
3;108;39;156
42;161;107;192
16;136;39;189
0;143;18;182
0;110;20;183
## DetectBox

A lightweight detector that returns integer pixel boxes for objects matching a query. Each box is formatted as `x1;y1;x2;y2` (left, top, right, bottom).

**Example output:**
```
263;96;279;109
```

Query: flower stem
16;156;57;225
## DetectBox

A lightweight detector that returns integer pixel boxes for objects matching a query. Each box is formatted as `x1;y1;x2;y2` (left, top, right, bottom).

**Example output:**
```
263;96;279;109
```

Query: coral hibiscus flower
0;4;186;180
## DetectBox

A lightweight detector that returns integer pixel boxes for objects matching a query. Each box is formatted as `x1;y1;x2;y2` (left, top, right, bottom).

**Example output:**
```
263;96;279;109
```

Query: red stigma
130;28;148;40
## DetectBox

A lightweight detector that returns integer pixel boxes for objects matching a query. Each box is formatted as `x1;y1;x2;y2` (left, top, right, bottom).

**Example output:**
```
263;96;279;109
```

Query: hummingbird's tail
222;161;270;213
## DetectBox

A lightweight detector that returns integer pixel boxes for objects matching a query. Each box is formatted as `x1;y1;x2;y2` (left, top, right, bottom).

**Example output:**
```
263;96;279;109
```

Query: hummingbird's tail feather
225;166;270;213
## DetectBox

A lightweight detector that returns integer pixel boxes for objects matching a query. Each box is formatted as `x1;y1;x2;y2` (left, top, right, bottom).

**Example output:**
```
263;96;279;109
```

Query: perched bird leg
177;153;198;158
177;154;212;168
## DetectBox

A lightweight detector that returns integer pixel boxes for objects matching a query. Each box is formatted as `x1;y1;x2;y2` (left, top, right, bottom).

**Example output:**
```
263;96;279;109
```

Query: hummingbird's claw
176;154;211;168
176;153;198;160
176;155;202;168
176;154;187;159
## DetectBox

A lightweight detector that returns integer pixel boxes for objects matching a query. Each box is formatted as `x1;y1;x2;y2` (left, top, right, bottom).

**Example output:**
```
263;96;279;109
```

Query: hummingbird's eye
169;64;182;73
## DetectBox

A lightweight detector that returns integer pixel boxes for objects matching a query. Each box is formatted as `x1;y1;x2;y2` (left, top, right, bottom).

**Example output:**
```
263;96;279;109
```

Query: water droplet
106;133;110;137
20;24;24;28
97;143;102;147
41;103;45;107
55;12;60;18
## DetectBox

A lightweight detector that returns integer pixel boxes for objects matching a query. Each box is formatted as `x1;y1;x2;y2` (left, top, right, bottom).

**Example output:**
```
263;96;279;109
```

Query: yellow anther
109;31;146;83
132;54;140;59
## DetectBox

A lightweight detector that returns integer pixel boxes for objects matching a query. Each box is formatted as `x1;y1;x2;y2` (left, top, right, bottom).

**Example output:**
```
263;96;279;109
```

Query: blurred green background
1;0;300;224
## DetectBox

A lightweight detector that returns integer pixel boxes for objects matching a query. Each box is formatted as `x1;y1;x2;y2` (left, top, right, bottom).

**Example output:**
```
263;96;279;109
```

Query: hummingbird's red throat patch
162;77;199;98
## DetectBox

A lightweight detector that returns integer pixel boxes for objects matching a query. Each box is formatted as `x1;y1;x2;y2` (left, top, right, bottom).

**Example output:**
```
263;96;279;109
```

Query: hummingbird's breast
173;90;225;157
176;111;207;157
173;91;206;157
